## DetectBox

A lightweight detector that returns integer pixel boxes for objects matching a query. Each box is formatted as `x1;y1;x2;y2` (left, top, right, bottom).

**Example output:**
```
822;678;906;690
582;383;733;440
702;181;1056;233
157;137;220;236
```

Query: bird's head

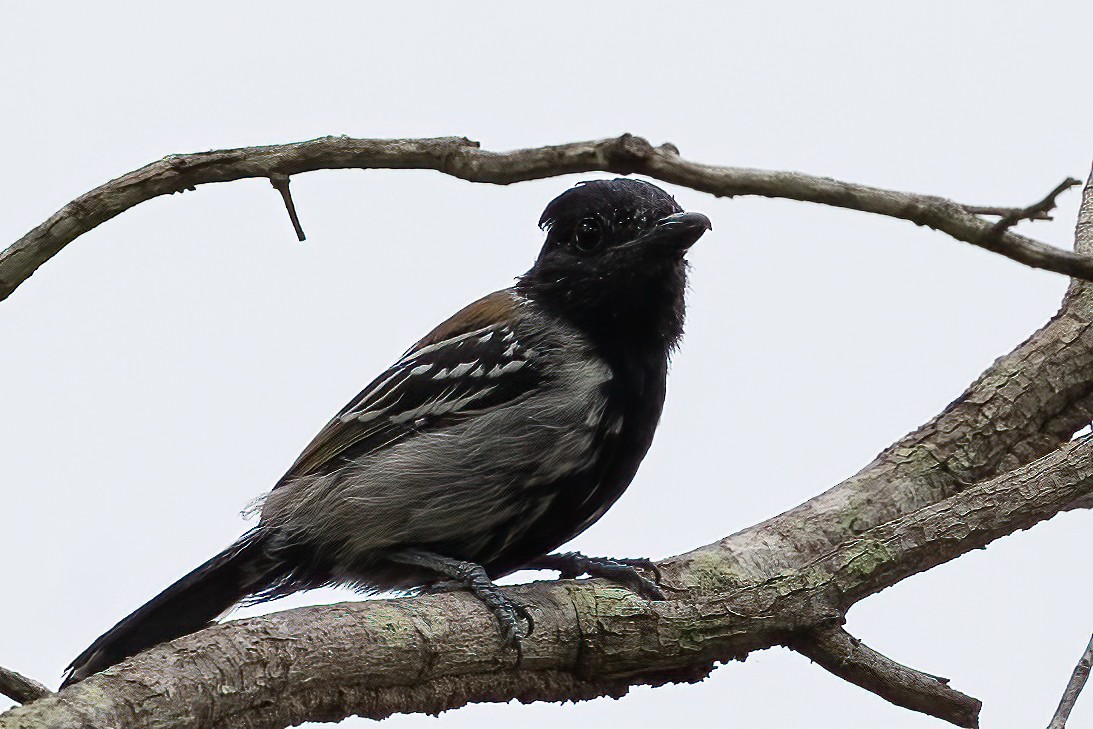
517;178;711;353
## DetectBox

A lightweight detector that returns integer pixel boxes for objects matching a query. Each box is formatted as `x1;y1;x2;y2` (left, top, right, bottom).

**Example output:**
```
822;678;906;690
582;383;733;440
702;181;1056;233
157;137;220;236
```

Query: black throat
517;257;688;373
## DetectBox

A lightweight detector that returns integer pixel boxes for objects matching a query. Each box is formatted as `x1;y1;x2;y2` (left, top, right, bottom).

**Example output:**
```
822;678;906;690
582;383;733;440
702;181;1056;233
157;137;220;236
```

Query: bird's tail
62;530;277;687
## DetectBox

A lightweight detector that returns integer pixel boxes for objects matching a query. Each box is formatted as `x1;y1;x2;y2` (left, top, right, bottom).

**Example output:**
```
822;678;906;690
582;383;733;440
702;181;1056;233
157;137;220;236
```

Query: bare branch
792;627;980;728
1048;633;1093;729
0;134;1089;302
269;173;306;241
986;177;1082;235
965;177;1081;224
0;665;50;706
2;147;1092;728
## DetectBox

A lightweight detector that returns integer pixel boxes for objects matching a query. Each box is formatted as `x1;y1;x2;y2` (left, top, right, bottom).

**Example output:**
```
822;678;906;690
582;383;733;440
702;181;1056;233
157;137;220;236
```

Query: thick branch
792;627;980;728
0;134;1086;301
4;424;1091;729
2;146;1092;728
0;666;49;706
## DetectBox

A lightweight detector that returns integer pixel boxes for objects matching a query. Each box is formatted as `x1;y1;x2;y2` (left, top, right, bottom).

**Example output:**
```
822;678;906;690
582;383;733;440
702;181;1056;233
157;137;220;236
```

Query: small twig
269;173;306;241
0;665;51;705
791;627;981;728
986;177;1082;236
1047;633;1093;729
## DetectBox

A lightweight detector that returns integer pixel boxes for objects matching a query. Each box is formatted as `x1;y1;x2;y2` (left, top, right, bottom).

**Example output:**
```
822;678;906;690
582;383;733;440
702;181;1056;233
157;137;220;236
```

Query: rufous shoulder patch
414;289;517;348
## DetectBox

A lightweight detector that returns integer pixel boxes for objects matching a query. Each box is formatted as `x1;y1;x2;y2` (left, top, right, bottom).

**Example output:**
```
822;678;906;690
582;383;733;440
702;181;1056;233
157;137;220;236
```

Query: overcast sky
2;3;1091;727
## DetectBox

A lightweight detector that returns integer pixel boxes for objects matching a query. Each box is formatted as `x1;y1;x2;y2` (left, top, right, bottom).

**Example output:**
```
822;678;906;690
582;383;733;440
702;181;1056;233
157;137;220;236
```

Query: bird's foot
527;551;664;600
389;550;532;657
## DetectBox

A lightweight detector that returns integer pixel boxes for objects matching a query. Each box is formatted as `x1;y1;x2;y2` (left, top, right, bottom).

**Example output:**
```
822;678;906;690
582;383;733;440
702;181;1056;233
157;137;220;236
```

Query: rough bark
1;137;1090;729
0;667;48;707
5;434;1090;729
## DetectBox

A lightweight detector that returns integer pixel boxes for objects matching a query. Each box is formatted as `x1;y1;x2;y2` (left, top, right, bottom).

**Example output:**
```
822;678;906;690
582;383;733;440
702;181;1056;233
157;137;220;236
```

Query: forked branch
1;141;1091;729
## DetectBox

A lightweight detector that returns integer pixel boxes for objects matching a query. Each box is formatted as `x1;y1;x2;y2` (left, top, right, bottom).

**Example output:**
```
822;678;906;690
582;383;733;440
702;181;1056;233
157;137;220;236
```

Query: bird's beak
636;211;712;253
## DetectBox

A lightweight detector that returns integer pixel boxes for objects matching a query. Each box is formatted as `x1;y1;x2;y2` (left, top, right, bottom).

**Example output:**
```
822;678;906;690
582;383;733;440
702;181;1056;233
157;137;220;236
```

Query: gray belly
259;353;613;569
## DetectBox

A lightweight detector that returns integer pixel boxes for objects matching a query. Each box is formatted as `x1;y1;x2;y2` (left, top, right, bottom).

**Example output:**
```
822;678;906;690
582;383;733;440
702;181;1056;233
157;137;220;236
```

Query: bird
62;178;711;687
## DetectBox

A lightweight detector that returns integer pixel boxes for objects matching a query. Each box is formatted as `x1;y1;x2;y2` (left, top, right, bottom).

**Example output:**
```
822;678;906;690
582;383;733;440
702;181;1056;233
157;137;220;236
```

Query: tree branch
966;177;1081;225
792;627;980;728
0;665;50;706
1047;633;1093;729
988;177;1083;234
4;413;1092;728
0;134;1086;302
2;143;1091;728
699;166;1093;587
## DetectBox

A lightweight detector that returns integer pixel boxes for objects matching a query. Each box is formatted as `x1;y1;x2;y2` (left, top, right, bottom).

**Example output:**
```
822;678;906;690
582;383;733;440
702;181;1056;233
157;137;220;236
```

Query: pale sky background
1;3;1090;727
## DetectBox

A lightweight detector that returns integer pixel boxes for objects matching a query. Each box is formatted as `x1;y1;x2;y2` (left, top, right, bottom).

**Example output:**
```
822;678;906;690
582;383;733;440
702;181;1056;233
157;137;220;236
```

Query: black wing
277;293;543;485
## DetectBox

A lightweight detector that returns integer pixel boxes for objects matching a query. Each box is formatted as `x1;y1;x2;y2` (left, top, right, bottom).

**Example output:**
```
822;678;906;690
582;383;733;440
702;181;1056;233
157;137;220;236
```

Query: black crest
538;178;683;252
519;179;703;354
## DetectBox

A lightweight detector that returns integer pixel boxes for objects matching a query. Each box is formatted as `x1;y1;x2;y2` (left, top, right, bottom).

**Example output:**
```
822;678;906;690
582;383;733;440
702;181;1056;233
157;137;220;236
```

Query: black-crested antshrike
64;179;711;685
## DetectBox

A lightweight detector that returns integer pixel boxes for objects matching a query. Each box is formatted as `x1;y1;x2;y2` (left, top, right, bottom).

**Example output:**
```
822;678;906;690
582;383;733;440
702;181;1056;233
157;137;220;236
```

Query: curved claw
511;599;535;638
495;598;534;663
494;601;522;649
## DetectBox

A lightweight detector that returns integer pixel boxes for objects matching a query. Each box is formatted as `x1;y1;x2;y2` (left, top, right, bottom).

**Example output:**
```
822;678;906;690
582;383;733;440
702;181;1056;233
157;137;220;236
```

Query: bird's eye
573;218;603;252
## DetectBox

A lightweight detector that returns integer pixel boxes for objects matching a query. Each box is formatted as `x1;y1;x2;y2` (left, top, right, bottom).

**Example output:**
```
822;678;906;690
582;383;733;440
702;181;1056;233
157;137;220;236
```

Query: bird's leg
388;549;532;654
526;551;664;600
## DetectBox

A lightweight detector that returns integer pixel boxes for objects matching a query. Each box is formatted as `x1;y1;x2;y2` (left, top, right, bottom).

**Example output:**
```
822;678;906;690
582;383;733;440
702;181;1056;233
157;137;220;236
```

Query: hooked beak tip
654;211;712;250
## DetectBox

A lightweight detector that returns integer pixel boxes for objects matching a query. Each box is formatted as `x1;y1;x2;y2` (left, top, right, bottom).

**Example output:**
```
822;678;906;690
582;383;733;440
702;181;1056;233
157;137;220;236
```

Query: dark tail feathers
63;531;274;687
